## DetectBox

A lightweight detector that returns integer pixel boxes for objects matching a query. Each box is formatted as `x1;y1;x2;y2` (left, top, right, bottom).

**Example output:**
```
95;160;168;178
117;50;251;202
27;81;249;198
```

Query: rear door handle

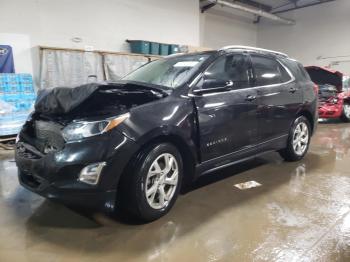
289;87;297;93
245;95;257;102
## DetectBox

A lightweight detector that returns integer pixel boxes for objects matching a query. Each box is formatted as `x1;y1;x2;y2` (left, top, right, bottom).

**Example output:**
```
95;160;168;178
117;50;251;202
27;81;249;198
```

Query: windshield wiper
125;81;171;96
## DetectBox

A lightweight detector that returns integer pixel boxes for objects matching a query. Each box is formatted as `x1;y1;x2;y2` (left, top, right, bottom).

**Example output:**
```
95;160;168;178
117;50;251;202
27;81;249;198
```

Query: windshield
122;54;211;89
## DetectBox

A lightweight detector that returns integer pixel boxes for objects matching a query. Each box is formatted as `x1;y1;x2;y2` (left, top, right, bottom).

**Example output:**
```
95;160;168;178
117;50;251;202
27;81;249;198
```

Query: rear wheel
341;103;350;122
279;116;311;162
118;143;183;222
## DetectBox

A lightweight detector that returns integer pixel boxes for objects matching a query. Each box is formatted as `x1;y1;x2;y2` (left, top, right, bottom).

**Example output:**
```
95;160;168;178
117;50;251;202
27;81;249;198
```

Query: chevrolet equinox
15;46;318;221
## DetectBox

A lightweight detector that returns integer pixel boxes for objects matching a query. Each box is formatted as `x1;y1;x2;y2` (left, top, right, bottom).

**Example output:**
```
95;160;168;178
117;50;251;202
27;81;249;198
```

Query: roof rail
219;45;288;58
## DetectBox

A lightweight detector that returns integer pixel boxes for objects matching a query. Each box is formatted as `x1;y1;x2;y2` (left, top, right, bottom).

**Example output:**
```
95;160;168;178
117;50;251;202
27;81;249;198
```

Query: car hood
34;82;168;116
305;66;343;92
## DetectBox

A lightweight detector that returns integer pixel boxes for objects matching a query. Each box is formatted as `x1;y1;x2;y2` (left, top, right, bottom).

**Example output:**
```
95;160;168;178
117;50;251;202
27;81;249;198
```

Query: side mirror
192;79;234;95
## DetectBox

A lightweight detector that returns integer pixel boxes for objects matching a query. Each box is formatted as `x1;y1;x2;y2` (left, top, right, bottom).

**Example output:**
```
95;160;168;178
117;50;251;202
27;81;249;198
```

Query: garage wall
200;9;258;49
0;0;200;51
257;0;350;74
0;0;200;86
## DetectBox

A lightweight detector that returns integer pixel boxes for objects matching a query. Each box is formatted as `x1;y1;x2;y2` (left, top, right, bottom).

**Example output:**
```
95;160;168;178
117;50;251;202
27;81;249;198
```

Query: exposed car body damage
16;80;196;209
21;81;168;154
305;66;350;120
318;84;338;102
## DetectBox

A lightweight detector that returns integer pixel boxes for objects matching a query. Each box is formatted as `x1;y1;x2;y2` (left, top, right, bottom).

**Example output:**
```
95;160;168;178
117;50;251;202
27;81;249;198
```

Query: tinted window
280;58;307;81
280;63;292;82
202;54;251;89
298;64;311;81
251;55;290;86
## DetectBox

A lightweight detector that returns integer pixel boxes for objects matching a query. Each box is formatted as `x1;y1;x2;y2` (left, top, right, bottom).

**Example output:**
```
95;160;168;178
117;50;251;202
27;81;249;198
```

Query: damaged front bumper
15;130;139;210
318;103;343;119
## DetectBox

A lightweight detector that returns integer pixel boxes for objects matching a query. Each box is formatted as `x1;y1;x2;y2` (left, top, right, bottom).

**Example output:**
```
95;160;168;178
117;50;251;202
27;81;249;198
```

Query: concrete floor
0;123;349;262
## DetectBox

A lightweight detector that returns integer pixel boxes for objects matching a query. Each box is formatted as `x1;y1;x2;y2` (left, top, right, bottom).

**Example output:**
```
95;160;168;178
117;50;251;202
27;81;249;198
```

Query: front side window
251;55;291;86
201;54;251;89
122;54;211;89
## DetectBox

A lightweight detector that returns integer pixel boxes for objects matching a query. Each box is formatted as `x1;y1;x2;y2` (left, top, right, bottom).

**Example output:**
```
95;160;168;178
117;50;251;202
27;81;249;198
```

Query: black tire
279;116;311;162
340;103;350;122
118;143;183;222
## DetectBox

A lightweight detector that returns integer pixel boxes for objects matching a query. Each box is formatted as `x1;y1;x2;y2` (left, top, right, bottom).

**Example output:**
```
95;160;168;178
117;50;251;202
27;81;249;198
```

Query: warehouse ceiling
253;0;336;14
200;0;337;24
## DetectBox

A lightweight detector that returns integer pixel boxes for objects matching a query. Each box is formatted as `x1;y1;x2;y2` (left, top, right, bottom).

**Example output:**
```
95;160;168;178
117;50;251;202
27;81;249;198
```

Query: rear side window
251;55;291;86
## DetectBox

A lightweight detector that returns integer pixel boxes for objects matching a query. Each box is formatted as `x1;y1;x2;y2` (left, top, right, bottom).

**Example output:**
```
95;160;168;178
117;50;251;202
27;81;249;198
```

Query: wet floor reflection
0;123;349;261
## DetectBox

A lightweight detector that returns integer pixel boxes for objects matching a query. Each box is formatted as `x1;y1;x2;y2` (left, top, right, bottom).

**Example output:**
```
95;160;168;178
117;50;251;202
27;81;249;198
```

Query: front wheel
118;143;183;222
341;103;350;122
279;116;311;162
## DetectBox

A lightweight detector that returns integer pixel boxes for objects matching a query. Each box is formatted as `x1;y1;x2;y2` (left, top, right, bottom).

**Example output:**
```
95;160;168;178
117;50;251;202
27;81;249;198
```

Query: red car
305;66;350;122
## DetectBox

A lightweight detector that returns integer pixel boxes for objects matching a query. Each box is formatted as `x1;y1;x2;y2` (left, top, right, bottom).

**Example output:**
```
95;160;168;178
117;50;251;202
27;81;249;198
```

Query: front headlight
62;113;129;142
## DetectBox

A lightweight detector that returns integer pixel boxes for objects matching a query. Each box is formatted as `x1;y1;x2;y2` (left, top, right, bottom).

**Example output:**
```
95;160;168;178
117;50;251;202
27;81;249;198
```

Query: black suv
15;46;317;221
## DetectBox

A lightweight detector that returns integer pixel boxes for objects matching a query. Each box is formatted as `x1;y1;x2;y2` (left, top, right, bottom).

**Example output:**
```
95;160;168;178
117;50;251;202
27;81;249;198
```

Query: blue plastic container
159;44;169;56
128;40;150;54
150;42;160;55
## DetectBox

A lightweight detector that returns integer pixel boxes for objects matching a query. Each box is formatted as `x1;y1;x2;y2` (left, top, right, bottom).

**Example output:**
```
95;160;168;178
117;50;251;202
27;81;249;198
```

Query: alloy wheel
293;122;309;156
145;153;179;209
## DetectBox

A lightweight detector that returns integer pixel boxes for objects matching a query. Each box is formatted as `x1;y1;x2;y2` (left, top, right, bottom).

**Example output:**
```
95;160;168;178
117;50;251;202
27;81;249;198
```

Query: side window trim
192;53;254;91
277;59;295;84
189;54;296;95
250;54;295;88
189;54;227;89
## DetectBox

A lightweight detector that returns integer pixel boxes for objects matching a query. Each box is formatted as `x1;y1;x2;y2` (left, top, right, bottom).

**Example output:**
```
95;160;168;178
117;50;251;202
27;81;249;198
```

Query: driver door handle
245;95;257;102
289;87;297;93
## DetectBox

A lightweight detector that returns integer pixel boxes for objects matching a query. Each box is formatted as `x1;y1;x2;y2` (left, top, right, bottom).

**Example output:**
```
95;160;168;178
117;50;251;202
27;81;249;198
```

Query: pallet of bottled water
0;74;36;136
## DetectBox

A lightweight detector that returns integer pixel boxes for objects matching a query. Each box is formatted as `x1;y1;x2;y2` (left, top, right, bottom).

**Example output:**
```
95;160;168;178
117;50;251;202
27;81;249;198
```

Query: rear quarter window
281;58;309;82
298;64;311;81
279;62;293;82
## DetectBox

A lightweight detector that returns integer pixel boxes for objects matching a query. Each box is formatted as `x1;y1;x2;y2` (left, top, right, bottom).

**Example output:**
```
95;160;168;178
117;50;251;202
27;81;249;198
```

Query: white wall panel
200;9;258;49
257;0;350;74
0;0;200;86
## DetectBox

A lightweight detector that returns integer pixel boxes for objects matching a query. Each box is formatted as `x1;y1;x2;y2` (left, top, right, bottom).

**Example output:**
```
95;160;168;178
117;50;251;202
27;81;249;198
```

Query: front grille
34;121;65;153
20;171;48;190
16;142;43;159
18;150;40;159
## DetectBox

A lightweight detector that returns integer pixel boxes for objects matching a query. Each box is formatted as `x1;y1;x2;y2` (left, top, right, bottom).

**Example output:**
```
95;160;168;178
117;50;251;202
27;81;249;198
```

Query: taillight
313;84;319;95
